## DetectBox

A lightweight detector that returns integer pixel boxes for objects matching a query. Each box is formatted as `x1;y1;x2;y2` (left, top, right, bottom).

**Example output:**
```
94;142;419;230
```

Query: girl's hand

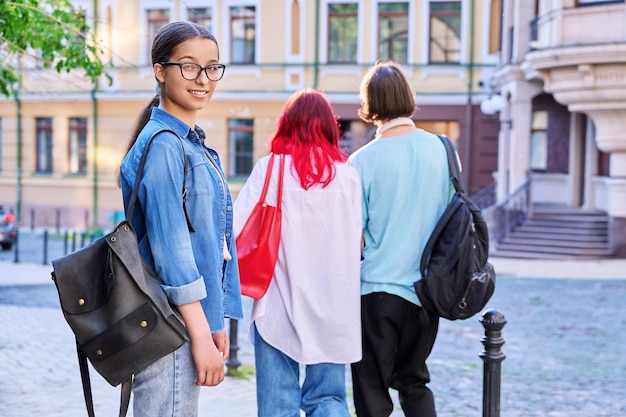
190;333;225;386
212;329;230;362
177;301;225;386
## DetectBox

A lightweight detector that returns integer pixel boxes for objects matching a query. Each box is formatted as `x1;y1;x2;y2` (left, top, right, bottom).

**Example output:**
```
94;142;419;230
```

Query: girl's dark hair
358;61;416;124
122;22;219;163
270;88;346;190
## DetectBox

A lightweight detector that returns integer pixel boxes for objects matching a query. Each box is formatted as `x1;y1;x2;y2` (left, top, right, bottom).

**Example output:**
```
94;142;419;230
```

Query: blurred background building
0;0;624;258
484;0;625;258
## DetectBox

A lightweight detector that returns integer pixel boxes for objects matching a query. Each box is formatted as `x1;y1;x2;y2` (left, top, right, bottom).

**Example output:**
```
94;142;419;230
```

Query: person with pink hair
234;88;362;417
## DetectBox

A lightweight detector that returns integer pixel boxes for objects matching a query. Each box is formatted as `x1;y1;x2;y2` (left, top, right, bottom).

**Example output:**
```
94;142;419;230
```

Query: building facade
0;0;499;230
486;0;626;255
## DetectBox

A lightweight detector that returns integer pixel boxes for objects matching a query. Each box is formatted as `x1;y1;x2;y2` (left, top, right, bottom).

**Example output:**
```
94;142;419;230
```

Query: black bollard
71;232;77;253
64;231;69;255
43;229;49;265
30;208;35;231
225;318;241;376
479;308;507;417
56;209;61;235
13;228;19;263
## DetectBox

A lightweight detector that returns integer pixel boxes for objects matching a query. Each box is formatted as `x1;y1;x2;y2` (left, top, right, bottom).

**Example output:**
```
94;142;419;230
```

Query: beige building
0;0;500;230
486;0;626;255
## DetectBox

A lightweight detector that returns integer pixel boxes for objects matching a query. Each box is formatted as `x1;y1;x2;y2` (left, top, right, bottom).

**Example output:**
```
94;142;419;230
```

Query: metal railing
471;182;497;210
488;176;532;243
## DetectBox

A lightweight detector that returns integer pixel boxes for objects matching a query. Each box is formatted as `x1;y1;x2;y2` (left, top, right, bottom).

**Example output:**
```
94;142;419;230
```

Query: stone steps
492;206;612;259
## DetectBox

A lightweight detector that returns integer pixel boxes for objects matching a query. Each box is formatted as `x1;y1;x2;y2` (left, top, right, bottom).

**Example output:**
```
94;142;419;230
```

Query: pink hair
270;88;346;189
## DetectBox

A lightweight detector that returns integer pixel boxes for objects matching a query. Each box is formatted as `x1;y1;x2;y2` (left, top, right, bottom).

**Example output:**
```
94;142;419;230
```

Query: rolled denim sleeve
138;134;207;305
161;278;207;305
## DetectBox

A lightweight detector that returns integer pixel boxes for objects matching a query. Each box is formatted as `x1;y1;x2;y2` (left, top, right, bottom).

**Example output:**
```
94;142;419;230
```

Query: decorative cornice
525;44;626;71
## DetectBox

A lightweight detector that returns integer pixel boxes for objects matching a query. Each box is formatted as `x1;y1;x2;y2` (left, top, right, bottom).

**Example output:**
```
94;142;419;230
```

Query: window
36;118;53;173
230;6;256;64
188;7;212;31
530;110;548;171
488;0;502;54
147;9;170;58
328;3;358;63
290;0;301;55
429;1;461;64
228;119;254;177
68;118;88;174
378;2;409;63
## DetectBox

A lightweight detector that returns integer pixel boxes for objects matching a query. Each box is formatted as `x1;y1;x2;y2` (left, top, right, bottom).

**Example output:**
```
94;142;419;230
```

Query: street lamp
480;94;506;116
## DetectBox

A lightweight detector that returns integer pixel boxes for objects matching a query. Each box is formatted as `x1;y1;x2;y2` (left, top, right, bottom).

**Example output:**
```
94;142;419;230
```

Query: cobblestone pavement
1;241;626;416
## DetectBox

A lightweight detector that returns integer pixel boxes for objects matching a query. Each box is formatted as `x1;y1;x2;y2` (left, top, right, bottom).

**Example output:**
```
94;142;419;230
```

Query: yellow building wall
0;0;494;228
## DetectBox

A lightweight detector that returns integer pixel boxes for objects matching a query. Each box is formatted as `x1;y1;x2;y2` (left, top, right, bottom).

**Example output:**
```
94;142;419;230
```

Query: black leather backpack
414;134;496;320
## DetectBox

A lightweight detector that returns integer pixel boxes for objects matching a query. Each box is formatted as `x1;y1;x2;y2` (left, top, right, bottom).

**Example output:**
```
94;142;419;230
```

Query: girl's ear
154;63;166;83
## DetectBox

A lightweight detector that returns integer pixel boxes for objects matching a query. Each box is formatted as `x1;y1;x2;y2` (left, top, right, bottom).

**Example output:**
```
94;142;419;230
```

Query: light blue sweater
348;129;455;306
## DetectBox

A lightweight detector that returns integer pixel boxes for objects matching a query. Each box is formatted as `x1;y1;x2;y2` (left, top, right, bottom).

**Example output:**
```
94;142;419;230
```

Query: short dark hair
358;61;416;124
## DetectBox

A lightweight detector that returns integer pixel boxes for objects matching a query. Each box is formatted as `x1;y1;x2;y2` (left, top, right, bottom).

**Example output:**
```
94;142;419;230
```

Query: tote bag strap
276;155;285;209
258;154;286;207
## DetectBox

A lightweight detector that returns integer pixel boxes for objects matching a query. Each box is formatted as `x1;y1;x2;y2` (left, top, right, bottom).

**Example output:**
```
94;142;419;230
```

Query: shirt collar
149;107;206;144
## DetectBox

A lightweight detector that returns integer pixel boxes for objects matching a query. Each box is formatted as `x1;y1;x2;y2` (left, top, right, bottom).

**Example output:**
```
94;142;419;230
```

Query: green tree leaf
0;0;111;97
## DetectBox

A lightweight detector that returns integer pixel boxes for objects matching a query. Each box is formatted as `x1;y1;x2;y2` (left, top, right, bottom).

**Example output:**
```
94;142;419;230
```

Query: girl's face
154;37;220;127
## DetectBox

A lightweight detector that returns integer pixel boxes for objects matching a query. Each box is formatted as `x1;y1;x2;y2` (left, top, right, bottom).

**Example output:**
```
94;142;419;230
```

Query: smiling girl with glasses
118;21;242;417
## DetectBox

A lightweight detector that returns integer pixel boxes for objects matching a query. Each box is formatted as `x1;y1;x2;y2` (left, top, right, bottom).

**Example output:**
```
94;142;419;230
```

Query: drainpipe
91;0;99;227
464;0;476;191
14;91;22;224
313;0;320;88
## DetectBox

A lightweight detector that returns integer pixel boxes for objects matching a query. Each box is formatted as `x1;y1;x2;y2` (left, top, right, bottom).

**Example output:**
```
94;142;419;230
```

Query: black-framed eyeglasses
160;62;226;81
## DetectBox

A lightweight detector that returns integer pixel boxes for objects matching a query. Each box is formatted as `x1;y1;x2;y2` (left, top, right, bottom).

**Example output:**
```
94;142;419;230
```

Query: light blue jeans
253;324;351;417
132;342;200;417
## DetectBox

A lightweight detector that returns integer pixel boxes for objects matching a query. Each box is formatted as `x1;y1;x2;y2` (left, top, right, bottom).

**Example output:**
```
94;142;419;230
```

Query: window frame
146;8;170;61
229;5;257;65
529;110;548;171
139;0;174;66
35;118;53;174
186;6;213;32
327;2;359;64
377;2;409;63
428;1;462;64
228;118;254;178
68;117;88;175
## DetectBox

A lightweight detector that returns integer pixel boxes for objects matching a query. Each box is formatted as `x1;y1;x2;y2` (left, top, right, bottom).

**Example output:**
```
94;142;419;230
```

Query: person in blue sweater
349;61;455;417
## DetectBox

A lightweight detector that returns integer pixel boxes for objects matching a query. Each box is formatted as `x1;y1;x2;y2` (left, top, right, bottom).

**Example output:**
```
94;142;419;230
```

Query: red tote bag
236;154;285;299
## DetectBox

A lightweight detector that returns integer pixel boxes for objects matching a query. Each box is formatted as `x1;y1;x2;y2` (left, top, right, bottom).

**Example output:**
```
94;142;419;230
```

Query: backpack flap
52;237;113;316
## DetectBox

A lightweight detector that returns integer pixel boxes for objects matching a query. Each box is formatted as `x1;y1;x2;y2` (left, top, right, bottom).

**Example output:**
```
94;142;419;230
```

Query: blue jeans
254;324;351;417
132;342;200;417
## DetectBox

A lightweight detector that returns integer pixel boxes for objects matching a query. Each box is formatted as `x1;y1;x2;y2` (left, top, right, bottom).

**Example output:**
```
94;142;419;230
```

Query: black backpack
414;134;495;320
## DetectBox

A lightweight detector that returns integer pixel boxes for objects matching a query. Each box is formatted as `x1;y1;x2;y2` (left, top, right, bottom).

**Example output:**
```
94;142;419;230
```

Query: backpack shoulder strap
419;134;465;276
436;134;465;194
125;129;194;231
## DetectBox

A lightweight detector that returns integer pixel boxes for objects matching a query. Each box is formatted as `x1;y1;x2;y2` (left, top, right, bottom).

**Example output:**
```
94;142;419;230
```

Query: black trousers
351;292;439;417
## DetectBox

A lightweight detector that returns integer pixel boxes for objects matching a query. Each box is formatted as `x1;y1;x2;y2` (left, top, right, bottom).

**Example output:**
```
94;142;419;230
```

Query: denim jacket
120;108;243;332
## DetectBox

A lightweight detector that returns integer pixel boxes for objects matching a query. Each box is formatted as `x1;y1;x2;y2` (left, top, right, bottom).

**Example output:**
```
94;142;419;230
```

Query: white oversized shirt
233;153;363;364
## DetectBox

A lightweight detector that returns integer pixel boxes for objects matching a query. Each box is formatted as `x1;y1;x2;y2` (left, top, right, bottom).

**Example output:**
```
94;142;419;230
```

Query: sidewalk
1;257;626;417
